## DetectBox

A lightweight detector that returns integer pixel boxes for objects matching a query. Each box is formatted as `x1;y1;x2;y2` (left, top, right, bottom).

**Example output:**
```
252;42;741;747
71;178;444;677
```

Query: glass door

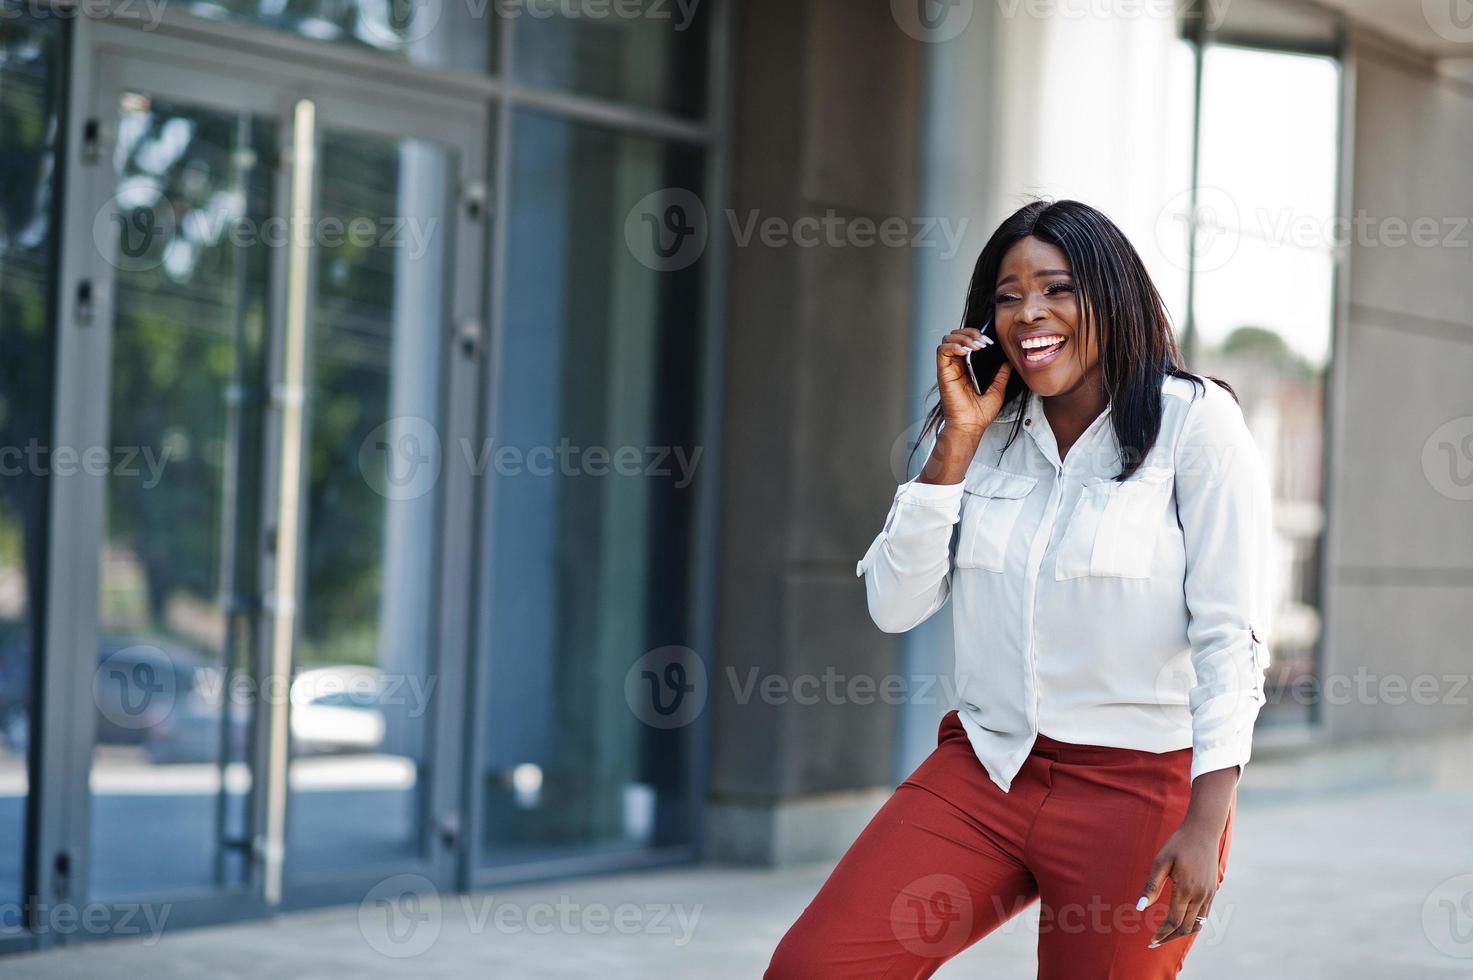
72;53;285;916
280;104;475;894
48;25;485;934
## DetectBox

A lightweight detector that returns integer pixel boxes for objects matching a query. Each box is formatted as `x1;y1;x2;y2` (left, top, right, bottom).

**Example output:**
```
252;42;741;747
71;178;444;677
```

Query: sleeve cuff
895;477;965;507
1190;738;1252;784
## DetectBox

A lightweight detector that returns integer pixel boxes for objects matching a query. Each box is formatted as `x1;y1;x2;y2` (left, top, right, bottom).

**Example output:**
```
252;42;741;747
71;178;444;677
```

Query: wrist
921;425;983;485
1179;805;1228;840
1181;766;1236;836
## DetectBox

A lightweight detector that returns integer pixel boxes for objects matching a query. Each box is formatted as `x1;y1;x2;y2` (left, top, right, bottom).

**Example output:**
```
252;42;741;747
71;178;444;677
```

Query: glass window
181;0;492;71
512;0;710;118
480;111;706;867
0;11;61;929
1188;44;1340;726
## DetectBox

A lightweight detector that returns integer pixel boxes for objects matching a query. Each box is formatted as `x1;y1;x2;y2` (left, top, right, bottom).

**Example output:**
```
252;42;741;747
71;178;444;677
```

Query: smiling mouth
1020;335;1067;366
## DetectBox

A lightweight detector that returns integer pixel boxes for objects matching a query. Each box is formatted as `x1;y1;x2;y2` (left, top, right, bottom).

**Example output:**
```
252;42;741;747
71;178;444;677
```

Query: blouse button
1024;417;1032;427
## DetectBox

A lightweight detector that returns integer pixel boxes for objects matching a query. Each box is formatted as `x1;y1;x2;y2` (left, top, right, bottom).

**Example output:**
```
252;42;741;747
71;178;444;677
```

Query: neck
1040;369;1109;457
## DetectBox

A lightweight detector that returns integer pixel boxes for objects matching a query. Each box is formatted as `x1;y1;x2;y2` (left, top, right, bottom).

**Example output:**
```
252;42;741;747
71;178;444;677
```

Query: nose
1019;294;1049;324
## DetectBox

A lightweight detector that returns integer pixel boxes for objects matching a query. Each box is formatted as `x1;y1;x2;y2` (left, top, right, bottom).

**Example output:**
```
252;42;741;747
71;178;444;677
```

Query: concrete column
1320;26;1473;741
707;0;926;865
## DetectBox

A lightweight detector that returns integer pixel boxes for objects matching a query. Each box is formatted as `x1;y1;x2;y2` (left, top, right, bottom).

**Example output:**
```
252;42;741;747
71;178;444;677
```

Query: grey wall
706;0;925;863
1322;25;1473;740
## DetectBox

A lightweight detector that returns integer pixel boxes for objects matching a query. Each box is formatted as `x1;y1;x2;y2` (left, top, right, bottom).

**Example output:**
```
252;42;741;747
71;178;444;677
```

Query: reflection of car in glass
289;666;388;756
143;664;387;764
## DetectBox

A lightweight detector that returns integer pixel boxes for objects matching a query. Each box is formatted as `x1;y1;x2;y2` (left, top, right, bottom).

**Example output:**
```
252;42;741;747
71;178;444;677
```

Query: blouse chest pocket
955;465;1038;572
1054;465;1175;580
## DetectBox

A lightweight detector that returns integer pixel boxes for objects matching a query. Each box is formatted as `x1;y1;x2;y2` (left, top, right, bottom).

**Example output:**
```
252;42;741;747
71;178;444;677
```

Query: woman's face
993;236;1103;399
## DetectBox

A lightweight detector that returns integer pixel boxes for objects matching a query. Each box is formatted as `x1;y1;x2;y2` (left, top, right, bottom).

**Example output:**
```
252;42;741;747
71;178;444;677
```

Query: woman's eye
994;293;1019;304
1045;282;1074;295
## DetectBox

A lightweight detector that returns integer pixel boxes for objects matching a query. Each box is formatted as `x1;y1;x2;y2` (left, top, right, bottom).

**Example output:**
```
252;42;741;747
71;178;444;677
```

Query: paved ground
7;729;1473;979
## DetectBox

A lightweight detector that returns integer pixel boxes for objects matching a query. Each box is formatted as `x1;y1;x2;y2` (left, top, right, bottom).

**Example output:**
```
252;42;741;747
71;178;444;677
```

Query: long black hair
911;198;1237;482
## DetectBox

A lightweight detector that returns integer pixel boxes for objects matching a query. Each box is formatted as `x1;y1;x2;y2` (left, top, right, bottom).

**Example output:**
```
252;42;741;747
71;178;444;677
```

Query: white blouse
857;373;1273;792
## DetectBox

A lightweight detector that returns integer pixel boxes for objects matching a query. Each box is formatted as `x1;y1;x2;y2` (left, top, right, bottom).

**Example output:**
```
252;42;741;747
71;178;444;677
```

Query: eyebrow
996;269;1074;286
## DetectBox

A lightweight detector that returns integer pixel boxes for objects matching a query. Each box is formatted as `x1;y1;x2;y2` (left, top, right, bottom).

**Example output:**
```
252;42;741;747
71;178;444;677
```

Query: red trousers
765;709;1235;979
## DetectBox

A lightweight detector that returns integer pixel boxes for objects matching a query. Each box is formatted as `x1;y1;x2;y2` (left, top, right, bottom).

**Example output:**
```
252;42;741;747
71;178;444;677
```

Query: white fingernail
1148;941;1161;949
1136;896;1149;911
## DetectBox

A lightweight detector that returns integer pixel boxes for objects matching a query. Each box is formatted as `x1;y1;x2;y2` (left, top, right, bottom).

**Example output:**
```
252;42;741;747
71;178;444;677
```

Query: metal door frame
38;15;487;947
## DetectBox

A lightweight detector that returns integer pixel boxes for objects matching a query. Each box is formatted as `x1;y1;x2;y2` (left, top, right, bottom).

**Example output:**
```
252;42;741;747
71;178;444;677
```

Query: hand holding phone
934;317;1011;440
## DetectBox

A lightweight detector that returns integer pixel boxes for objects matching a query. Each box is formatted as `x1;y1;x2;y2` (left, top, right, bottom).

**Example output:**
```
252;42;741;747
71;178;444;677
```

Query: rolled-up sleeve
1173;385;1274;784
856;478;964;633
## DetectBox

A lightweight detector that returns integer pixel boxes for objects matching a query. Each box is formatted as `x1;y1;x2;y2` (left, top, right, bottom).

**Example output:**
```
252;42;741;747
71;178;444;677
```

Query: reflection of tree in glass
105;102;274;637
182;0;417;54
301;130;400;669
0;23;61;671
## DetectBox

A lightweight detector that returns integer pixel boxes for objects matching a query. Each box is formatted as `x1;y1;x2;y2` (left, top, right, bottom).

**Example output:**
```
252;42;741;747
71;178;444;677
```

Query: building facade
0;0;1469;953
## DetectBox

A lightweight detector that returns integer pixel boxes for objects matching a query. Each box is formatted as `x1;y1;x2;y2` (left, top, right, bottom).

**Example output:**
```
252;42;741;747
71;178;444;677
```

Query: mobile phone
965;317;1001;394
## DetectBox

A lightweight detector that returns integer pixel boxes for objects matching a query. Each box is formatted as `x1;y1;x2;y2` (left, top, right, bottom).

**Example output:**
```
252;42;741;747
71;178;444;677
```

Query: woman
765;199;1272;979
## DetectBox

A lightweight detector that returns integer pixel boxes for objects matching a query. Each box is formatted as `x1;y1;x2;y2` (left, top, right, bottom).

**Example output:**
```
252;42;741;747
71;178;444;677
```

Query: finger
1148;879;1192;947
943;331;994;350
983;361;1012;396
1164;892;1210;945
1190;893;1215;940
1151;887;1206;947
938;342;977;359
1137;855;1172;910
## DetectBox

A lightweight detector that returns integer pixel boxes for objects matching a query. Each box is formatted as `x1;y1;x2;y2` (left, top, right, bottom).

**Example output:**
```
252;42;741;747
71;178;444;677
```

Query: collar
1004;388;1116;471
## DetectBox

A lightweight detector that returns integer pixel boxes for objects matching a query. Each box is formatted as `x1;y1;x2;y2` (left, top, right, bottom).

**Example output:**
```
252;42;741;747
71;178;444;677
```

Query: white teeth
1021;335;1064;350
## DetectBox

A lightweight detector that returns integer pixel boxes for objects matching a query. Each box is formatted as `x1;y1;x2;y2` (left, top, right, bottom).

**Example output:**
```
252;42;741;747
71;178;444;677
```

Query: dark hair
911;198;1237;482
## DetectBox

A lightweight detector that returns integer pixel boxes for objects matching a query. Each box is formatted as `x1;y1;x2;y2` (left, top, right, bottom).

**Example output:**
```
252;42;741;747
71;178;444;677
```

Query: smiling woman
768;199;1273;979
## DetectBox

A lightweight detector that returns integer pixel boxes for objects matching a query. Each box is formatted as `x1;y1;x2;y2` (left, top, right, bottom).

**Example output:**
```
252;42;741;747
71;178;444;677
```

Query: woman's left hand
1136;819;1222;947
